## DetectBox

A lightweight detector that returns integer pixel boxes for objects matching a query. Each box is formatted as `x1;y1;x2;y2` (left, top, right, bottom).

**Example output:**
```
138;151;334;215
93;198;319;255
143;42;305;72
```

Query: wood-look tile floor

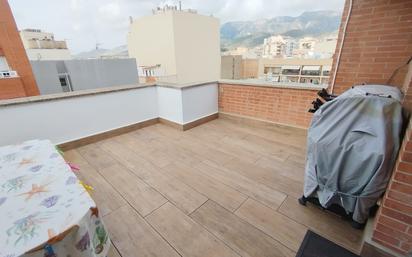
64;117;364;257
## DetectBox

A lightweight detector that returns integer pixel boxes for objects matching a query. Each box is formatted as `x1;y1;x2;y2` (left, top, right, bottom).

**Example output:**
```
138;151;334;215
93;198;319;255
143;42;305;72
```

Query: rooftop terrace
63;116;363;257
1;0;411;255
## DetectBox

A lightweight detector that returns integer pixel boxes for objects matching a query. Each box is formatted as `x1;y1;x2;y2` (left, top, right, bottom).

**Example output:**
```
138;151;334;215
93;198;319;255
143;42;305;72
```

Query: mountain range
221;10;341;50
74;10;341;58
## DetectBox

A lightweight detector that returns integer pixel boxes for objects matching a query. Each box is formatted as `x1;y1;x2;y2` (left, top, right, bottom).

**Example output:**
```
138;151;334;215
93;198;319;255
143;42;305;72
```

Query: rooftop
64;117;363;257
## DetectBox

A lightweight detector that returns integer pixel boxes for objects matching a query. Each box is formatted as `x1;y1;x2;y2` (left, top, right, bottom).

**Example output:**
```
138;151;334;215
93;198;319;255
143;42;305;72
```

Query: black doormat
296;230;360;257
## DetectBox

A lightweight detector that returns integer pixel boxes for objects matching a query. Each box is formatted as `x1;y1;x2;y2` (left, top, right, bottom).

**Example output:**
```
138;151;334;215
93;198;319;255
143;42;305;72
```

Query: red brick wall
372;61;412;257
218;83;318;128
330;0;412;94
0;78;27;99
373;120;412;256
0;0;39;99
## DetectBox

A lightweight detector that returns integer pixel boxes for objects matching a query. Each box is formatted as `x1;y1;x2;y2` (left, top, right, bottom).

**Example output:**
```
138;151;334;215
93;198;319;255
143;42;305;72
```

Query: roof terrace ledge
219;79;326;91
0;81;222;107
0;79;325;107
0;83;155;107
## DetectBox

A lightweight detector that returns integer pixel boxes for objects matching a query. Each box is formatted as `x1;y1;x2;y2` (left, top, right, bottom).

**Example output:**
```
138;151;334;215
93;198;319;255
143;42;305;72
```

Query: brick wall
0;0;39;99
0;78;27;99
218;83;318;128
372;121;412;256
371;60;412;256
330;0;412;94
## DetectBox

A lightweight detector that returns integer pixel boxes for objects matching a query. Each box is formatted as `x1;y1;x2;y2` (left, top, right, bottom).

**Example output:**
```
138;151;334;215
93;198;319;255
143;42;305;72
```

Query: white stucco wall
0;82;219;146
127;11;220;84
0;87;158;145
127;12;177;77
181;83;218;123
156;86;183;124
173;12;220;84
26;49;72;61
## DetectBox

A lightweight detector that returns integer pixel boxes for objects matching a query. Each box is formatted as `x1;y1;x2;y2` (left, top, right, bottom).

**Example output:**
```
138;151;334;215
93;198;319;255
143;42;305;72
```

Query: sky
9;0;345;54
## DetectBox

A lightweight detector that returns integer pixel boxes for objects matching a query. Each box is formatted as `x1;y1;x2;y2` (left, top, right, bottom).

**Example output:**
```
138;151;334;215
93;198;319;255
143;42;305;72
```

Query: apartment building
127;5;220;84
0;0;39;99
30;59;139;95
20;29;72;60
313;37;338;58
262;35;297;58
221;56;332;85
259;58;332;85
221;55;242;80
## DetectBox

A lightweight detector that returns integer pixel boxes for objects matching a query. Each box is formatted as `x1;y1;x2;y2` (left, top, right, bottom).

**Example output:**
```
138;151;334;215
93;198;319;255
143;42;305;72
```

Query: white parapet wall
0;82;218;146
157;86;184;124
157;82;218;125
0;85;158;145
181;83;218;124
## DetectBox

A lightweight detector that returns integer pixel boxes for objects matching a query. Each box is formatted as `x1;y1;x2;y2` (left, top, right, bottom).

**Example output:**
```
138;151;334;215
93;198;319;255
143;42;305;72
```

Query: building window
323;69;330;76
59;77;67;86
301;66;321;76
0;56;10;71
322;66;331;76
281;65;300;75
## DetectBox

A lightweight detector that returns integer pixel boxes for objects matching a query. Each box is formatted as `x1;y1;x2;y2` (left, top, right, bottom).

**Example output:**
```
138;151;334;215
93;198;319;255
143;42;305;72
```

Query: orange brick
381;207;412;225
398;161;412;174
394;172;412;185
373;230;400;246
377;215;408;232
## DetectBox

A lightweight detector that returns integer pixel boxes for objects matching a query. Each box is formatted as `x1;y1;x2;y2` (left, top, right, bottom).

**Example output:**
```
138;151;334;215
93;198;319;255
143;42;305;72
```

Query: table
0;140;110;257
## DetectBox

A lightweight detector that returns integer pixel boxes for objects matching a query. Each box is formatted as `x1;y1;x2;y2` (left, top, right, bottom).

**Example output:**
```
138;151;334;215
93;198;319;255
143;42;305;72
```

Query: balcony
64;113;364;257
1;0;411;255
0;81;365;257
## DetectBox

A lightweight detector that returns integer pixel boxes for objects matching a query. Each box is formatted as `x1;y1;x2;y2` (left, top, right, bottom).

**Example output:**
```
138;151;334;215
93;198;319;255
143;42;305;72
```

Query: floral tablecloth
0;140;110;257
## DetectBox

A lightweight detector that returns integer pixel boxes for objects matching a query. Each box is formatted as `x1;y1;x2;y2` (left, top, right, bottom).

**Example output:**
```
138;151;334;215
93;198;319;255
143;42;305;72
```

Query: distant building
312;37;338;59
242;59;259;79
262;35;296;58
221;56;332;85
220;56;259;80
30;59;139;95
259;58;332;85
221;55;242;80
0;1;39;99
292;37;318;58
222;46;262;59
20;29;71;61
127;5;220;84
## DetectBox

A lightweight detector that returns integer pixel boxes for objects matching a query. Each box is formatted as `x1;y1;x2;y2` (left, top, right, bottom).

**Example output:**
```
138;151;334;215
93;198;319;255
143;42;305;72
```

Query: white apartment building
262;35;297;58
127;5;220;84
20;29;71;61
313;37;338;58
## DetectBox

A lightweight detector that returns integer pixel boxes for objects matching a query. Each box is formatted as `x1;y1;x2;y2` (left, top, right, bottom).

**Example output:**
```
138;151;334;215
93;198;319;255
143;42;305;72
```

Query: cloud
98;2;121;19
8;0;345;53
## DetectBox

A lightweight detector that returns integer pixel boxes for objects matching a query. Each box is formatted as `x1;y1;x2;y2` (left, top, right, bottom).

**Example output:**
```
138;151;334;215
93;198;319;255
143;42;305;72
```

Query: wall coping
0;79;324;107
0;84;155;107
156;81;218;89
0;81;221;107
218;79;326;91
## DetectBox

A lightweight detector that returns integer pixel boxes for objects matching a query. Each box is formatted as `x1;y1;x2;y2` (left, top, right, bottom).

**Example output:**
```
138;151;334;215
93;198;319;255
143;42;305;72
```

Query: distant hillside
221;10;341;50
73;45;128;59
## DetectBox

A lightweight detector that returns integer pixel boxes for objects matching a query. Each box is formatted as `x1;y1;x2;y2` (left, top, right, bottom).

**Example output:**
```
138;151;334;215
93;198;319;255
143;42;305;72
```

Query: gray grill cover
304;85;403;223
